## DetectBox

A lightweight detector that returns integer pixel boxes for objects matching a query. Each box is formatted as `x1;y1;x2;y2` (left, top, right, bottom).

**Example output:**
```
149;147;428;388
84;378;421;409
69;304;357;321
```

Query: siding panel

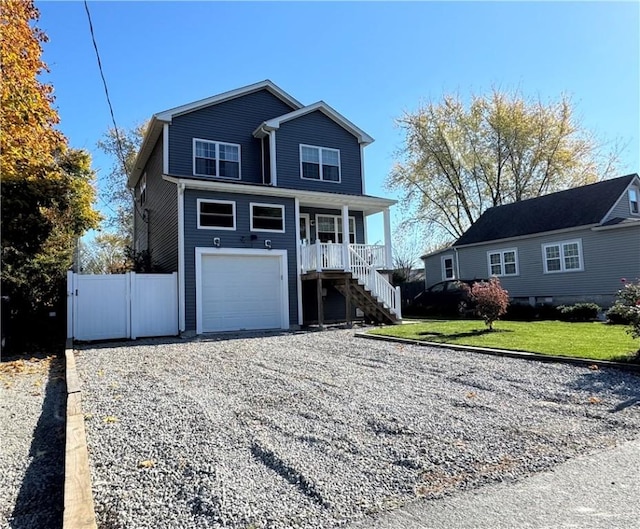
168;90;296;184
276;111;362;195
183;190;297;331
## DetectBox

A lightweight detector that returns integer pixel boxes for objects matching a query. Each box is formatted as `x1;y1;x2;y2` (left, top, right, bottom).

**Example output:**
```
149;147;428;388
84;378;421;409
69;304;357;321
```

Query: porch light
213;237;221;248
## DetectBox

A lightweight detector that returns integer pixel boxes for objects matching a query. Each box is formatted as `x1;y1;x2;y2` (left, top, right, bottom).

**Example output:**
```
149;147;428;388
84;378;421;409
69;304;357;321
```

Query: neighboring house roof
252;101;374;146
455;174;639;246
129;80;303;188
420;245;454;260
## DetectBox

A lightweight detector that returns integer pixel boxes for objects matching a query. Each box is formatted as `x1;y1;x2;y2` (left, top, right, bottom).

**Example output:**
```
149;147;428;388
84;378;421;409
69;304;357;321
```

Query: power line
83;0;146;222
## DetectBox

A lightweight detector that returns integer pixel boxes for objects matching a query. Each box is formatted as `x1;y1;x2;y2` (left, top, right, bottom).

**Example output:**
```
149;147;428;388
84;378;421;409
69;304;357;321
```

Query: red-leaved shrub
471;278;510;330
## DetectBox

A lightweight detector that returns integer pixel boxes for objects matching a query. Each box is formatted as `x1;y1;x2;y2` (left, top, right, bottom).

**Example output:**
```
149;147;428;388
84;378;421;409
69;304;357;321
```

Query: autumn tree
97;124;146;244
1;0;100;349
388;89;619;243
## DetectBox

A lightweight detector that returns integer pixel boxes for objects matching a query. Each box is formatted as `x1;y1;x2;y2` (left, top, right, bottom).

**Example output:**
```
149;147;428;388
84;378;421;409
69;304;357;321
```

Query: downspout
177;183;186;332
454;246;461;279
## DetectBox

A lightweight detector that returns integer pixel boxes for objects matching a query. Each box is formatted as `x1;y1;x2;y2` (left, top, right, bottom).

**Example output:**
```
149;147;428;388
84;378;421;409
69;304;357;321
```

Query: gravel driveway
76;329;640;529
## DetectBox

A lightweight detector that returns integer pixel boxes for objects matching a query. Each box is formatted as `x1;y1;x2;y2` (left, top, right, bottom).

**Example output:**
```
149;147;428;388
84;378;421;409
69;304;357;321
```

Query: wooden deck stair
333;275;399;325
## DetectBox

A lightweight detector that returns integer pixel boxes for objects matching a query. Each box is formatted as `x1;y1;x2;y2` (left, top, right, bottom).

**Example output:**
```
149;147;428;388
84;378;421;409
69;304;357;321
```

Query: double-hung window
629;187;639;214
542;239;583;273
487;249;518;277
441;255;455;280
193;139;241;179
197;199;236;230
316;215;355;243
139;173;147;206
250;203;285;233
300;145;341;182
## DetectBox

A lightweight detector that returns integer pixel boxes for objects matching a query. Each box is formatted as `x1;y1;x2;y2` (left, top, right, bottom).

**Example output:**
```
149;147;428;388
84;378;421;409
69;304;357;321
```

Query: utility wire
83;0;147;222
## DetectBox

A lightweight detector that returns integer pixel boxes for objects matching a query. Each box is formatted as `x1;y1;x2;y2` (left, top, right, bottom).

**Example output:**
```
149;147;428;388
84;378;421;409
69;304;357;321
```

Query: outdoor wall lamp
264;239;272;249
213;237;221;248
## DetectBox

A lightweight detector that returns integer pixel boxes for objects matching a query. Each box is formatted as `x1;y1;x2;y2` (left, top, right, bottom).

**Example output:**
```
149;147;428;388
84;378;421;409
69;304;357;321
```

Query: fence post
395;285;402;320
129;272;136;340
316;243;322;272
67;270;74;340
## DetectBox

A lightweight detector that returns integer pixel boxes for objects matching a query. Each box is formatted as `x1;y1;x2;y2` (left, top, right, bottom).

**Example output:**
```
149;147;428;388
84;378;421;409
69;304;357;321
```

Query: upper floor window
197;199;236;230
250;203;285;233
487;248;518;277
629;187;639;214
441;255;455;280
542;239;583;273
139;173;147;206
300;145;341;183
193;139;241;179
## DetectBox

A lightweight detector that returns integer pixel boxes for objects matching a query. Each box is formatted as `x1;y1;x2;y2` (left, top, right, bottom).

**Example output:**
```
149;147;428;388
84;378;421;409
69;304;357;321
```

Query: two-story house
128;80;400;334
421;173;640;308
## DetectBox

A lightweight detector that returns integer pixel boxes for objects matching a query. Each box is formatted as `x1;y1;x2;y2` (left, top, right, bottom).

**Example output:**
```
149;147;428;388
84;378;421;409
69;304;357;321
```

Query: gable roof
455;173;639;246
252;101;374;145
129;80;303;187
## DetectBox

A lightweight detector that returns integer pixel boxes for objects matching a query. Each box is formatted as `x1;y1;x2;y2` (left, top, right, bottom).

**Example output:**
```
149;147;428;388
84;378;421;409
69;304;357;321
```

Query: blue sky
37;1;639;245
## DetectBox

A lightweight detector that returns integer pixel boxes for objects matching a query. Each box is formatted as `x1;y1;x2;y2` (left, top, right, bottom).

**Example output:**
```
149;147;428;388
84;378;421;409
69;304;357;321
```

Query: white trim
299;144;341;183
249;202;285;233
269;130;277;186
254;100;374;145
192;138;242;180
441;254;455;280
341;205;350;272
195;247;290;334
486;248;519;277
295;198;303;326
177;184;185;332
360;144;366;194
383;208;392;269
299;213;311;242
541;239;584;274
315;214;356;243
162;123;169;174
600;175;640;222
197;198;236;230
157;80;302;121
629;186;639;215
363;215;368;245
162;175;396;215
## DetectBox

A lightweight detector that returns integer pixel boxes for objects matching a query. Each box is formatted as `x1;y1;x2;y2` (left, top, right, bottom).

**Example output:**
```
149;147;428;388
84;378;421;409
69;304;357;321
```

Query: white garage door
198;251;288;333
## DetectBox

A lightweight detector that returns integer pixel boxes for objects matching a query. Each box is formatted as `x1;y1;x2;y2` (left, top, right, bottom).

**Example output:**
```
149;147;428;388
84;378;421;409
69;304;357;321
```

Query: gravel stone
0;355;66;529
76;329;640;528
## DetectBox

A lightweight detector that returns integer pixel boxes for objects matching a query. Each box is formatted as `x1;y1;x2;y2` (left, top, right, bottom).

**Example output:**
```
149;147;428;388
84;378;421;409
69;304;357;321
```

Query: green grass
370;319;640;362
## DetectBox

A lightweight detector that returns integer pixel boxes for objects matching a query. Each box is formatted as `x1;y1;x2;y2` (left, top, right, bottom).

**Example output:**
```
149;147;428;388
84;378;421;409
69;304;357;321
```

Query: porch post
341;204;350;272
383;207;392;269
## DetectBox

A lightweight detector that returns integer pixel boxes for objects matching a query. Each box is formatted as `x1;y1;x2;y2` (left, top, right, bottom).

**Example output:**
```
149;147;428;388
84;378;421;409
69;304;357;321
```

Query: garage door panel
199;253;286;333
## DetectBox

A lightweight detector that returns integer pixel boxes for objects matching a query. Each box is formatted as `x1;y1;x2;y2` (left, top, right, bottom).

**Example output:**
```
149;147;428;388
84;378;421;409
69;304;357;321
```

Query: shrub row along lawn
369;320;639;362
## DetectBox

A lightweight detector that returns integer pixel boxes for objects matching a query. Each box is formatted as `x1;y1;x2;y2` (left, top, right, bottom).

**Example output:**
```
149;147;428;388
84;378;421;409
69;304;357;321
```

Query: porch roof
163;175;396;215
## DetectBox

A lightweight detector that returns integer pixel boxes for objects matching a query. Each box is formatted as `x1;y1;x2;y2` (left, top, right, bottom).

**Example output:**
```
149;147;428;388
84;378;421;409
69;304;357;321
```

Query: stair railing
348;246;401;319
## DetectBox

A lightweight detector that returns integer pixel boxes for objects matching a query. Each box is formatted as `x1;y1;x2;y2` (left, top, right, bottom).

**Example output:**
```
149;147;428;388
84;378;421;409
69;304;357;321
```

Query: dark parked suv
411;279;487;316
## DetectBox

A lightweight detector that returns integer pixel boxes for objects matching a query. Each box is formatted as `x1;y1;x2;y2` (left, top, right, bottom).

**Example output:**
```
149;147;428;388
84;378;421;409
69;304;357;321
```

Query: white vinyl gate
67;271;179;341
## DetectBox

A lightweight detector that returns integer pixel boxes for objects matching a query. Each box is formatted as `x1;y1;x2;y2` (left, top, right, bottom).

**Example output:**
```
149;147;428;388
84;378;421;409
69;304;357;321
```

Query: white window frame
486;248;519;277
250;202;286;233
542;239;584;274
299;144;341;183
441;254;455;280
629;187;639;215
315;214;356;243
197;199;236;231
139;172;147;205
193;138;241;180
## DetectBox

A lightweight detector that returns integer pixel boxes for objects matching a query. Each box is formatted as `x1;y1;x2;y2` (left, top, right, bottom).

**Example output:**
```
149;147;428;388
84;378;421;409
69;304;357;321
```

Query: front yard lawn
370;320;640;362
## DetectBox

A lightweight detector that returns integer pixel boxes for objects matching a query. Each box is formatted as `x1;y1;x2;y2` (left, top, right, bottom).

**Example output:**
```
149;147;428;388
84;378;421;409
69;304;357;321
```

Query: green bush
557;303;601;322
606;279;640;339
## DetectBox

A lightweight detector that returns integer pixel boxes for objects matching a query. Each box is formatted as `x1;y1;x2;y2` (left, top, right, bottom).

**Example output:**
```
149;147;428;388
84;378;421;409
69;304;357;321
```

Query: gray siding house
422;174;640;308
129;81;400;334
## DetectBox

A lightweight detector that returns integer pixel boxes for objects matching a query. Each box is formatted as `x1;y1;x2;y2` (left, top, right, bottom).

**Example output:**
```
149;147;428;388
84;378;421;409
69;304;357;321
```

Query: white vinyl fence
67;271;179;341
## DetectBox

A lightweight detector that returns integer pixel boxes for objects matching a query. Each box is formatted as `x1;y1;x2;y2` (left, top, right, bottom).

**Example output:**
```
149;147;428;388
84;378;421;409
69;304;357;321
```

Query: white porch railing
300;243;401;319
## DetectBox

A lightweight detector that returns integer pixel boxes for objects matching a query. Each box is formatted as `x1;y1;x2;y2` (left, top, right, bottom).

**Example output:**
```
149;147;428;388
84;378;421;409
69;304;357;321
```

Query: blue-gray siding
300;206;365;244
183;189;297;331
452;225;640;307
168;90;296;184
134;135;178;272
604;186;640;221
276;111;363;195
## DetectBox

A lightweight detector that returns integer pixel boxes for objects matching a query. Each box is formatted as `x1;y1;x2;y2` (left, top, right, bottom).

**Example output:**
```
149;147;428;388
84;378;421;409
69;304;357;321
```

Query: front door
300;214;310;243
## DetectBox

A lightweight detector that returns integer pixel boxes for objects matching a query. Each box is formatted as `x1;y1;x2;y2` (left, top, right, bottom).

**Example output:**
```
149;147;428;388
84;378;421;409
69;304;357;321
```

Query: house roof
454;173;639;246
129;80;303;187
252;101;374;146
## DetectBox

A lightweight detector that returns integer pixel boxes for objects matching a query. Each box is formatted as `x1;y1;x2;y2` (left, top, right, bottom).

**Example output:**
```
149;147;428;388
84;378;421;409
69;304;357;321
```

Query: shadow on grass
417;328;514;340
10;356;65;529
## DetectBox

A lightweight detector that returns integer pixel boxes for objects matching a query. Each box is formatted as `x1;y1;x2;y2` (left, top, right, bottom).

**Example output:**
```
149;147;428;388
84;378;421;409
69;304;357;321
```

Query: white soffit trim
163;175;396;214
255;101;374;145
600;174;640;223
